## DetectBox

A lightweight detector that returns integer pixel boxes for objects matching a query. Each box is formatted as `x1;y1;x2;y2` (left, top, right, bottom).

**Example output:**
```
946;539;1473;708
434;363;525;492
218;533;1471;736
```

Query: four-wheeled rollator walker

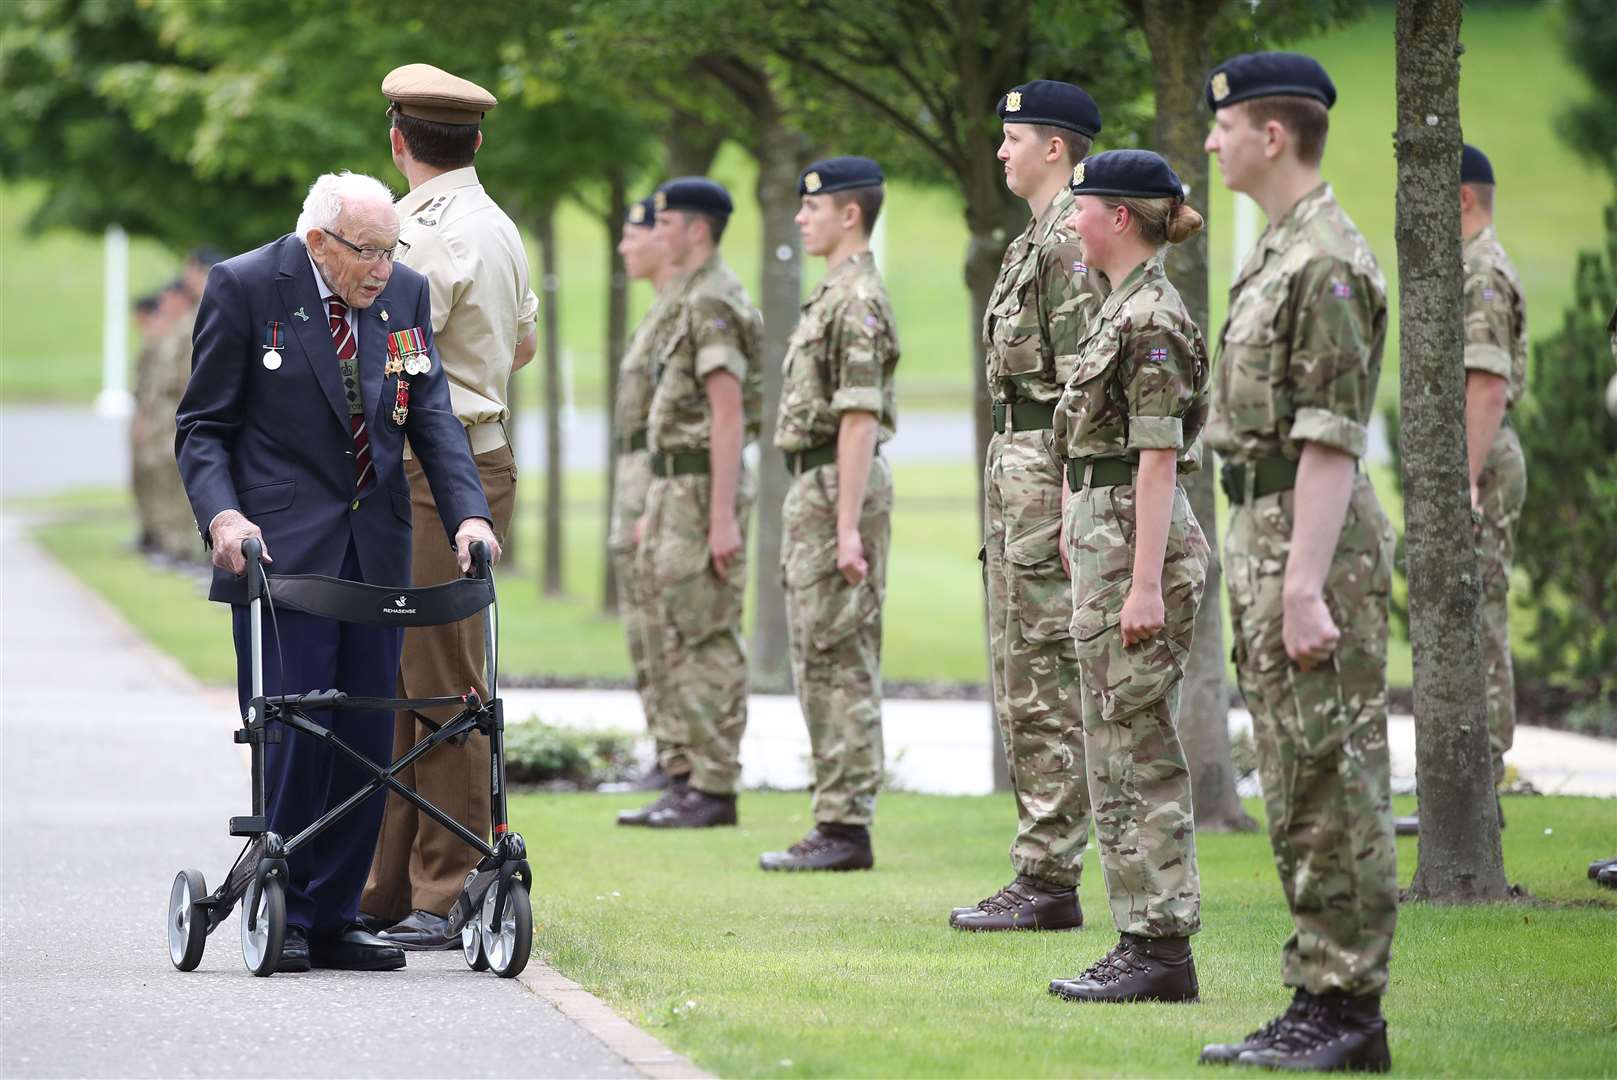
166;537;533;978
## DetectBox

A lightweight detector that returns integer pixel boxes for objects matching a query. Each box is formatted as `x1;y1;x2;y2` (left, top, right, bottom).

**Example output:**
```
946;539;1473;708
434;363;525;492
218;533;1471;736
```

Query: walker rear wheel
168;869;208;971
480;879;532;978
240;877;285;977
462;919;489;971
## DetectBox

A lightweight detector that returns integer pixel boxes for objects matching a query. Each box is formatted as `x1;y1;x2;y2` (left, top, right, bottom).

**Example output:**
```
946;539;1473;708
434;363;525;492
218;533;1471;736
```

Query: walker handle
243;537;265;601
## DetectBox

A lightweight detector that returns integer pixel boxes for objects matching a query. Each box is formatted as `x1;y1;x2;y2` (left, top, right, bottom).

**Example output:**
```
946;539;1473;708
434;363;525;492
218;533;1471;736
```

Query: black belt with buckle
784;443;838;476
1064;457;1136;493
649;449;710;477
616;429;648;454
992;399;1057;434
1220;457;1299;505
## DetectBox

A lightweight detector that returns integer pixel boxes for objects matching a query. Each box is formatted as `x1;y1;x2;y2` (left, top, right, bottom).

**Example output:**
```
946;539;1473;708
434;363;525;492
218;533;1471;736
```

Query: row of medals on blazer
258;312;430;426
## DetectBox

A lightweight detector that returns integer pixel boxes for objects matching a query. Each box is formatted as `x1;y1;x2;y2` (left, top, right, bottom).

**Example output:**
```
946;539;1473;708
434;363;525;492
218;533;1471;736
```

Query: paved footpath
0;516;702;1080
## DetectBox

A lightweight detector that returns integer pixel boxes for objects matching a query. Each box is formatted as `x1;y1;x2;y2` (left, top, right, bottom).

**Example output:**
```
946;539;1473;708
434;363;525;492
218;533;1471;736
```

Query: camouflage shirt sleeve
829;294;887;416
1041;238;1105;385
1462;264;1514;380
1287;256;1377;457
689;293;749;383
1123;323;1198;452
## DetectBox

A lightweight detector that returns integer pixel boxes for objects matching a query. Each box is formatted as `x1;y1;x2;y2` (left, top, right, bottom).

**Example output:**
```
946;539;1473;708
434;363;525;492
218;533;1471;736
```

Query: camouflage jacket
775;252;899;453
1462;225;1527;409
647;253;765;453
1054;255;1209;473
1206;183;1386;462
982;184;1109;406
613;288;678;437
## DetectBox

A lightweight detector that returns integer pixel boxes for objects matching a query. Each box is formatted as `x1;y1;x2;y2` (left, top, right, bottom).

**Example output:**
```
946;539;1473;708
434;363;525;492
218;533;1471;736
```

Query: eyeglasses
321;228;409;263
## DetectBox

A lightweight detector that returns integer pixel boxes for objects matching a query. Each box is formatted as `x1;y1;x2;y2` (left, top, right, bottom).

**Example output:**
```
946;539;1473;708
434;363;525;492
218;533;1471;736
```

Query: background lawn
514;788;1617;1078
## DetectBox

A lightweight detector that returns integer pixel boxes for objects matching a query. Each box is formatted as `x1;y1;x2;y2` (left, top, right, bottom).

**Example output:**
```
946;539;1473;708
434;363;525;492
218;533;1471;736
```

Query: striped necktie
327;298;372;490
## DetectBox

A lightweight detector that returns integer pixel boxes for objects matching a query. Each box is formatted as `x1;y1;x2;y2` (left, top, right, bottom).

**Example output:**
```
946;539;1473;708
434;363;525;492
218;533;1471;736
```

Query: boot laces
1237;995;1312;1050
786;830;835;857
974;883;1021;914
1267;998;1342;1053
1079;939;1148;985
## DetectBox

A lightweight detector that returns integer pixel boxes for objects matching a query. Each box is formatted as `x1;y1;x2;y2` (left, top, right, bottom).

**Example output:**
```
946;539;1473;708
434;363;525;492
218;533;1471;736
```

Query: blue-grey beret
996;80;1102;138
654;177;733;218
625;196;656;227
799;156;884;196
1069;149;1185;200
1461;144;1495;186
1205;52;1336;111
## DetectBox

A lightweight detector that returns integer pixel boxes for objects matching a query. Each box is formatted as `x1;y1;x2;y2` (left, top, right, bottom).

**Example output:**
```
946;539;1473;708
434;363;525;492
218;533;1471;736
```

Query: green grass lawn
4;2;1608;412
514;788;1616;1078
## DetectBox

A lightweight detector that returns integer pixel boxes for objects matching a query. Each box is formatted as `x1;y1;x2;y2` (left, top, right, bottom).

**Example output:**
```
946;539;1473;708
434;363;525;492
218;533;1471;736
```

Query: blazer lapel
360;297;390;433
273;240;349;431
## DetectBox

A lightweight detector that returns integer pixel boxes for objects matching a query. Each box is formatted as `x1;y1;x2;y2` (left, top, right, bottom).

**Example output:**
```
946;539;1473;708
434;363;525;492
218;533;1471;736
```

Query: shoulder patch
1330;281;1352;299
1072;260;1088;275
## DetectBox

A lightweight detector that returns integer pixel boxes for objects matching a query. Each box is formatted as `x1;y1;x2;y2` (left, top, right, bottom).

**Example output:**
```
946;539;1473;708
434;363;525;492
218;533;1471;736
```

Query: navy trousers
231;543;402;935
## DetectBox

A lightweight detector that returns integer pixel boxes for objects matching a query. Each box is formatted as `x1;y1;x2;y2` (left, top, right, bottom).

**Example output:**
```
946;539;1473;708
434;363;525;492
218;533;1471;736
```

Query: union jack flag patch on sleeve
1147;348;1169;363
1331;281;1353;298
1072;261;1088;274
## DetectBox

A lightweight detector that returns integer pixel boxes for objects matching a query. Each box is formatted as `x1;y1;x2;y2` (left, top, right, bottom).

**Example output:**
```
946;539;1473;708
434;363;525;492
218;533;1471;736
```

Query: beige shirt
396;167;538;434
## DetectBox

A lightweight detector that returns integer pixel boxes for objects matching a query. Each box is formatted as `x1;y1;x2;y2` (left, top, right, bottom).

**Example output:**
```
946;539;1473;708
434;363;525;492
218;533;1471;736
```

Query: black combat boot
617;774;688;826
1236;991;1391;1072
759;824;874;872
1201;989;1317;1065
646;786;738;828
951;879;1017;919
1048;933;1198;1003
630;763;671;791
949;874;1082;931
1587;856;1617;880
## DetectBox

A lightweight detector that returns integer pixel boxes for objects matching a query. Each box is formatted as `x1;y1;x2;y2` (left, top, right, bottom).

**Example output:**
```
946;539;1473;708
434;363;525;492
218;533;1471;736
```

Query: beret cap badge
804;171;822;194
1072;161;1085;186
628;203;646;224
654;191;667;211
1005;90;1023;112
1211;71;1231;102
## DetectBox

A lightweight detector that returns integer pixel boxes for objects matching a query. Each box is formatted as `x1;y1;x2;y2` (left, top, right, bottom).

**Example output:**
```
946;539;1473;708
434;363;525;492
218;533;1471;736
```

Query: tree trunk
1135;0;1255;832
666;109;724;178
535;199;564;597
1395;0;1509;902
601;167;629;614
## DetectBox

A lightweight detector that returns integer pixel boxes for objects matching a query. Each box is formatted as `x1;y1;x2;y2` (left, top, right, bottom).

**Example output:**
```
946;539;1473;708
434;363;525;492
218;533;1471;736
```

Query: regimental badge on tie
262;321;284;370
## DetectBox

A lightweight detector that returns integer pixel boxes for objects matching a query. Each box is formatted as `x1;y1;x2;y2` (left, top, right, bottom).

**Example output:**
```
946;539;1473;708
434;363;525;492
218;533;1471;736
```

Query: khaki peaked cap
382;63;496;125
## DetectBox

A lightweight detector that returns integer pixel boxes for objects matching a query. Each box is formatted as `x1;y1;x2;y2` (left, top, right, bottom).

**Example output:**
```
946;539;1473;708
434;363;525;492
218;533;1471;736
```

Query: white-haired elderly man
176;170;499;974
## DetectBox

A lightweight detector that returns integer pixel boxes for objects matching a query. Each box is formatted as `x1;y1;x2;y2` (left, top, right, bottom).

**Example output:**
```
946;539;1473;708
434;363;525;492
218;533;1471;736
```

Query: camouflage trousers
982;430;1091;888
1477;424;1525;785
1226;472;1398;998
636;465;756;794
783;456;892;827
609;448;674;767
1065;481;1208;938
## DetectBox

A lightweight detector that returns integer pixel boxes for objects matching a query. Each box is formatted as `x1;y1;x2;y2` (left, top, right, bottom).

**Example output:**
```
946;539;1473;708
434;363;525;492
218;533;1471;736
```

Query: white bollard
95;223;133;417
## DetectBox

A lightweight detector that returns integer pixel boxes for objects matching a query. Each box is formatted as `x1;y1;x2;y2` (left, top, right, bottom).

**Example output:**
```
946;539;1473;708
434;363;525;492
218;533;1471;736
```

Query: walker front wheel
240;877;285;977
480;879;532;978
168;869;208;971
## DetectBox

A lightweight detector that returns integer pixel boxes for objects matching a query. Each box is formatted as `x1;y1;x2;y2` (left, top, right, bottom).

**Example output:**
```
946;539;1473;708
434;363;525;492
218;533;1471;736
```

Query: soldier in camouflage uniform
1199;53;1397;1073
952;80;1108;933
631;177;764;830
1395;145;1527;838
611;196;687;820
759;157;899;873
1041;150;1210;1005
133;279;203;561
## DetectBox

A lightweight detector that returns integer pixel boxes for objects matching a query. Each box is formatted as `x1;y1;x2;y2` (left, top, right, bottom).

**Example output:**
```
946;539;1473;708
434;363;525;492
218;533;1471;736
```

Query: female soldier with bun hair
1044;149;1212;1005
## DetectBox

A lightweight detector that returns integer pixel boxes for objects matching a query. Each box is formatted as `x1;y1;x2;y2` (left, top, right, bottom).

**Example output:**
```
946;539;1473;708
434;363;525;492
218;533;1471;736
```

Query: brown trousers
361;442;516;918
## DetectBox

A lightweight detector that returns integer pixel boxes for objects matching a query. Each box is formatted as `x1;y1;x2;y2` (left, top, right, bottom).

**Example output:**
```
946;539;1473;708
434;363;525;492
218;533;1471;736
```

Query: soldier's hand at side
836;529;868;586
454;517;501;574
210;509;271;576
709;513;742;578
1120;584;1165;647
1282;587;1340;671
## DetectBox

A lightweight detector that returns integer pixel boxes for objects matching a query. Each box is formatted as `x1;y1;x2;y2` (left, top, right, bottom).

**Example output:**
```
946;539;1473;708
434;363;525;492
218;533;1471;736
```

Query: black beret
1205;52;1336;111
995;80;1102;138
799;156;884;196
654;177;733;218
625;196;656;227
1461;144;1495;186
1069;149;1185;200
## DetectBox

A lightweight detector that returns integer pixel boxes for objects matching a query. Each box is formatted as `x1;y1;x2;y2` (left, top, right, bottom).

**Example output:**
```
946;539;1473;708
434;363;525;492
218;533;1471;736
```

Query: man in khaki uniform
625;177;763;830
1396;144;1527;837
1199;53;1396;1072
612;195;690;823
133;278;203;560
954;80;1106;932
759;156;898;872
361;63;538;950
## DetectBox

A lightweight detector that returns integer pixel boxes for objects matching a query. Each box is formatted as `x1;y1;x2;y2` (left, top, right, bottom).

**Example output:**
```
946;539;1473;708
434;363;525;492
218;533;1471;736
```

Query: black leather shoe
309;926;406;971
950;875;1081;931
1202;990;1315;1065
759;825;873;872
1049;933;1198;1003
618;776;689;826
1236;991;1391;1072
279;925;311;973
356;910;394;935
647;787;738;828
377;909;454;951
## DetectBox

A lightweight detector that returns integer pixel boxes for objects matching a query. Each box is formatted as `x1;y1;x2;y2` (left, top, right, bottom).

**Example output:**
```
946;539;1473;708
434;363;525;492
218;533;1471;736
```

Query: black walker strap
265;573;493;627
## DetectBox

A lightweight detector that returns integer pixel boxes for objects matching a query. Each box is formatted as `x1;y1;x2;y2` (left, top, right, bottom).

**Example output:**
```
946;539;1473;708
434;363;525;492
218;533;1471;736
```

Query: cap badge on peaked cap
804;171;822;193
1005;90;1023;112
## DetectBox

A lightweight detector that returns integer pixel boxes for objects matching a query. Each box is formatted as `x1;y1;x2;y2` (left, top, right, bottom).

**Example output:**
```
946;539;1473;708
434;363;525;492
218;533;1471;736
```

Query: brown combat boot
646;787;738;828
759;824;873;872
949;874;1081;931
1048;933;1198;1003
1234;991;1391;1072
617;774;688;826
1201;989;1316;1065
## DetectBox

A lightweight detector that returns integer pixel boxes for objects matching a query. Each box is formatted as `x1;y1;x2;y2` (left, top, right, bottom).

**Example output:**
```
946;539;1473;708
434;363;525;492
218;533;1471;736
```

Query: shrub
503;719;639;787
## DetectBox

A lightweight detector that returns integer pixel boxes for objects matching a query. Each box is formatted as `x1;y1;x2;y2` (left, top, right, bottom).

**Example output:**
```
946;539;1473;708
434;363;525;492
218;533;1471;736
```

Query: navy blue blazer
176;234;491;604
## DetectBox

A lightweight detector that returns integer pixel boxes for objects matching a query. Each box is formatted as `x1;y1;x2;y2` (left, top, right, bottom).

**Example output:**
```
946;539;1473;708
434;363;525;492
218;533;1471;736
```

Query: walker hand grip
243;538;265;600
469;539;491;580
